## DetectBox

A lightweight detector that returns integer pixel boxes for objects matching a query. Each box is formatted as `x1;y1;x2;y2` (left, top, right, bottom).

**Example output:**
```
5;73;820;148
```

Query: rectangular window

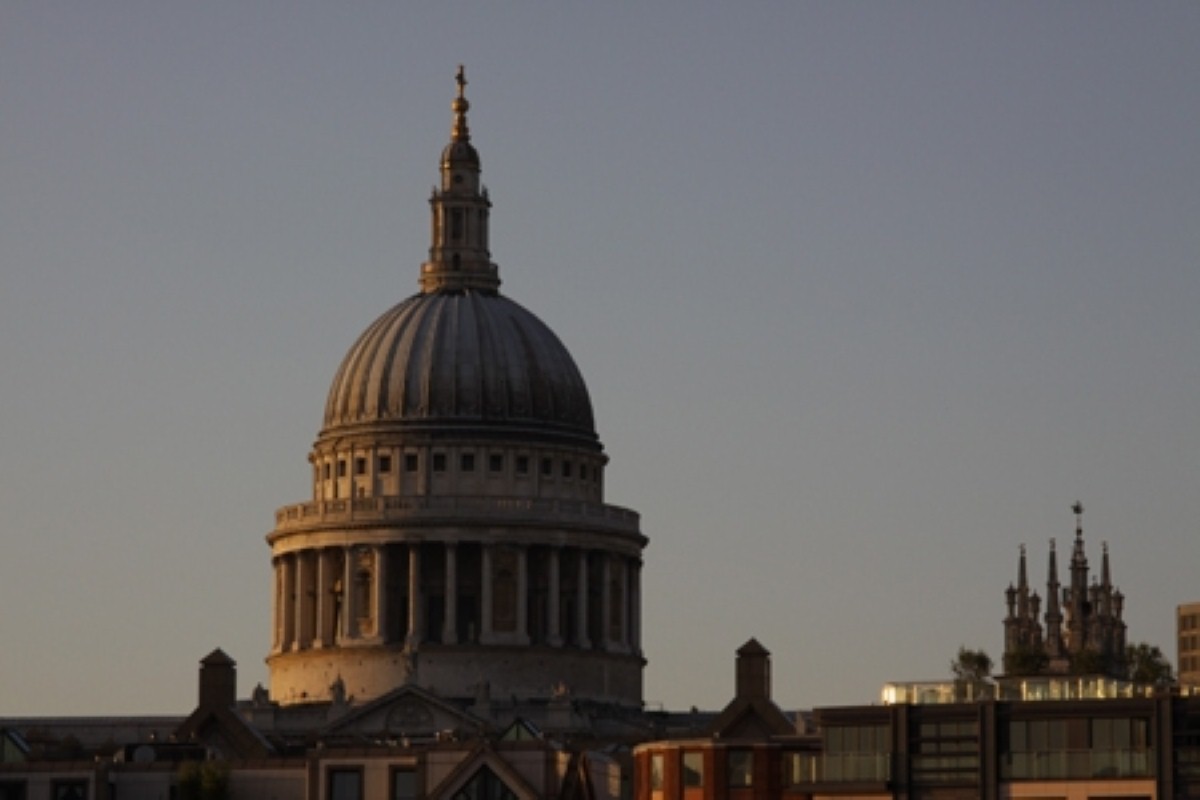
460;453;475;471
913;719;978;785
489;453;504;472
781;751;816;786
404;453;419;472
823;723;891;781
579;464;588;481
391;767;417;800
328;768;363;800
516;455;530;475
378;455;392;473
650;753;665;791
432;453;447;472
682;751;705;788
354;457;367;475
727;750;754;786
337;460;347;477
323;463;331;480
541;458;553;476
562;461;573;478
51;783;87;800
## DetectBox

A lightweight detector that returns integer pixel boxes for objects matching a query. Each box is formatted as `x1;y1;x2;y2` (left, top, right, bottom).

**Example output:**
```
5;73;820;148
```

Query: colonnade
272;541;641;657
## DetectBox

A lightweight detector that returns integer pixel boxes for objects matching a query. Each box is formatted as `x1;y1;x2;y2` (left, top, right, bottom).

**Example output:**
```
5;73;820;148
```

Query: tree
951;646;993;682
1125;642;1174;687
178;761;230;800
1002;645;1049;677
1068;649;1112;677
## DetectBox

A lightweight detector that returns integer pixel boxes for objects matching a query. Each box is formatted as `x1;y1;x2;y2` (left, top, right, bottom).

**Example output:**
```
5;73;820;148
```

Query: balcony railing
1001;748;1154;780
272;495;642;537
882;676;1162;705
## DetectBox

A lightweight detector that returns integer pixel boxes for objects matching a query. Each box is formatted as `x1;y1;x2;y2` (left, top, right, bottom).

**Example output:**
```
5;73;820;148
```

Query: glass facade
911;719;979;786
1002;716;1153;779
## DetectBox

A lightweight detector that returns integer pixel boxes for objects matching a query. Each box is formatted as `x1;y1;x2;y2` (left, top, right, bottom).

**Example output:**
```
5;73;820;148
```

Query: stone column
281;555;296;651
516;546;530;645
314;549;329;647
442;543;458;644
546;547;562;647
481;545;495;644
601;555;612;651
373;545;388;643
340;547;355;642
631;558;642;655
294;552;311;650
406;542;422;647
576;550;590;649
271;558;283;652
618;556;630;653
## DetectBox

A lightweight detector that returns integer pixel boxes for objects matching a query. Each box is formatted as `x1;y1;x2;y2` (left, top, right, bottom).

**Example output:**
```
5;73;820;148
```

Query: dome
321;288;597;445
441;139;479;168
268;68;644;714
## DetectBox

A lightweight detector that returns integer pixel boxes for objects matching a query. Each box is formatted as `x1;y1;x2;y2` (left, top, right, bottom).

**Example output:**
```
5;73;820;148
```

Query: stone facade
265;67;647;711
1002;504;1127;677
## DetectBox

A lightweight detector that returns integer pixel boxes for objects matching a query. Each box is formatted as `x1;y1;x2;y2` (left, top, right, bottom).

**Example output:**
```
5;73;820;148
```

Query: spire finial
451;65;471;142
1072;501;1083;536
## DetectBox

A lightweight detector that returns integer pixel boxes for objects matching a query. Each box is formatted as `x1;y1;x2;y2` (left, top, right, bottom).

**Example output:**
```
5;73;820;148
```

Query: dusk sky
3;4;1198;716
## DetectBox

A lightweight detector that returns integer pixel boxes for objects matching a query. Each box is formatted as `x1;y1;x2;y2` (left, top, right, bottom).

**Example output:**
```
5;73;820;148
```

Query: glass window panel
727;750;754;787
682;752;704;788
329;769;362;800
393;768;417;800
650;754;664;790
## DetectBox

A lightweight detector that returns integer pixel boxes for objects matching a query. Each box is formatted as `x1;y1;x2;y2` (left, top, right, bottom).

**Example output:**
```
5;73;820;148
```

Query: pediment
429;745;543;800
708;697;794;740
324;685;483;739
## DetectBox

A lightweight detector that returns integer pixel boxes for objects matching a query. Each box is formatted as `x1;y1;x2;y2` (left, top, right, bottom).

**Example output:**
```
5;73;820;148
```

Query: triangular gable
173;707;273;760
323;684;483;739
708;697;794;740
498;718;542;742
429;743;543;800
557;750;605;800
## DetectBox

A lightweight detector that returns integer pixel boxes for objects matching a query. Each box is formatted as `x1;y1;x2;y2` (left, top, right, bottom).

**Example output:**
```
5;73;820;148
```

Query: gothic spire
1044;537;1064;656
1046;538;1060;607
1070;501;1088;571
1016;544;1030;618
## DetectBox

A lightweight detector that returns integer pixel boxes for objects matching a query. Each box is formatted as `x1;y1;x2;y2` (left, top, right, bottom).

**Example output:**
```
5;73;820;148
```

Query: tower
265;68;647;710
1001;504;1127;677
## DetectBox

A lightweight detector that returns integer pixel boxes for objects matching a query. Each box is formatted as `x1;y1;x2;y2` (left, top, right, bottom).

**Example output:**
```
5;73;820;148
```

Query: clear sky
2;4;1198;717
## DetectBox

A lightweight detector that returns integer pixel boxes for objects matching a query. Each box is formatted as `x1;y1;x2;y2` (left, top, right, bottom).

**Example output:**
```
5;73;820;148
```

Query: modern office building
634;643;1200;800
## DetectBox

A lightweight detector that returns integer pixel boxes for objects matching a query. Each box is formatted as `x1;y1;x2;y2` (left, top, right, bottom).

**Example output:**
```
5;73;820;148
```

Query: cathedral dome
321;289;597;444
320;66;597;448
268;68;644;713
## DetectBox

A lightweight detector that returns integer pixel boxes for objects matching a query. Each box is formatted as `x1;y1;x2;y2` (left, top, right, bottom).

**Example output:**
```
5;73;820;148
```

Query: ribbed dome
322;289;597;443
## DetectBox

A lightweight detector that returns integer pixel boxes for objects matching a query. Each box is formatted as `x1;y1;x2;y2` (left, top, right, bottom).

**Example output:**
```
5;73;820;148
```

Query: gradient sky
2;4;1198;717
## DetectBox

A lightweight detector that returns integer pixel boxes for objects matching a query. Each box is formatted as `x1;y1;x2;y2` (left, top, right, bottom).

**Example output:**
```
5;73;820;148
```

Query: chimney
735;639;771;701
198;649;237;709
